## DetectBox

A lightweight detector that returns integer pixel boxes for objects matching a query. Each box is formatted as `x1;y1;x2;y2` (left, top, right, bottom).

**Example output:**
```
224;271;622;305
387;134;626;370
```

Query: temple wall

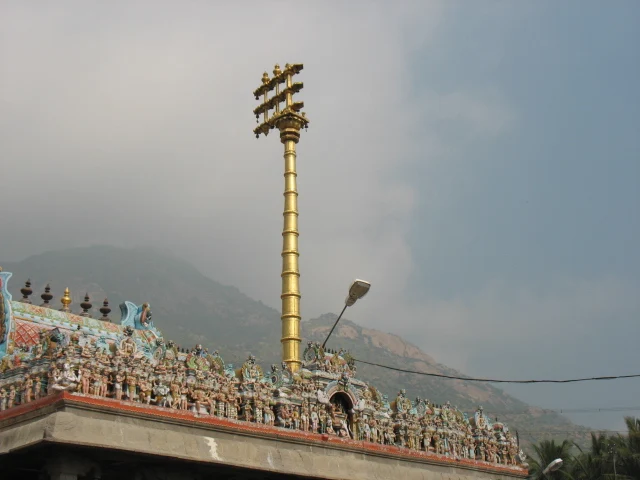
0;278;530;478
0;394;527;480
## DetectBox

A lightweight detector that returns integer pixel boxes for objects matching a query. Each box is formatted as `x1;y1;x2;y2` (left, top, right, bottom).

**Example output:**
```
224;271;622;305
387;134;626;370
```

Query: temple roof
0;270;528;474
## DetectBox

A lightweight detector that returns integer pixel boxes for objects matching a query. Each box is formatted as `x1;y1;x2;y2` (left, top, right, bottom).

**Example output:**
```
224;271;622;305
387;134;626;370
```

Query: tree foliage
527;417;640;480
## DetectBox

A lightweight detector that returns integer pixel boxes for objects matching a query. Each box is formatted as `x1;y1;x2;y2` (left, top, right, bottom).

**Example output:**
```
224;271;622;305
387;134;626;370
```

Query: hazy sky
1;1;638;432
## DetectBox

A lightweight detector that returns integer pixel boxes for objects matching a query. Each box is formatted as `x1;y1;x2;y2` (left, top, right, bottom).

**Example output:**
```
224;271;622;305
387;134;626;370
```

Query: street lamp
321;279;371;349
608;443;618;480
542;458;563;478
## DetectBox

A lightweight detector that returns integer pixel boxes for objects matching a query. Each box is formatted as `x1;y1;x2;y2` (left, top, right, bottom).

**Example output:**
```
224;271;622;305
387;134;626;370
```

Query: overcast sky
1;1;638;432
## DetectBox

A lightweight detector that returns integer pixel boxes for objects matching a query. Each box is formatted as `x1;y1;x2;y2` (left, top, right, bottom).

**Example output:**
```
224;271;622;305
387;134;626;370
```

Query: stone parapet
0;392;527;480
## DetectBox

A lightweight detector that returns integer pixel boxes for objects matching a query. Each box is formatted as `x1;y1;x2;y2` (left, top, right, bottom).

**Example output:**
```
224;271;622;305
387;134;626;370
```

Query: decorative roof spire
80;293;92;317
60;287;72;312
20;279;33;304
40;284;53;307
99;298;111;322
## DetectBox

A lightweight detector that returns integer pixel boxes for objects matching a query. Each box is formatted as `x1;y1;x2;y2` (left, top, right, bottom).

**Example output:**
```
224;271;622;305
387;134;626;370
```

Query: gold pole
253;63;309;372
280;122;301;371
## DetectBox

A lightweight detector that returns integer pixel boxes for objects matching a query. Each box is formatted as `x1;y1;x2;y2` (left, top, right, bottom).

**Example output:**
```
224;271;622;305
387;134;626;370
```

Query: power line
354;358;640;384
539;406;640;414
473;406;640;415
517;430;628;435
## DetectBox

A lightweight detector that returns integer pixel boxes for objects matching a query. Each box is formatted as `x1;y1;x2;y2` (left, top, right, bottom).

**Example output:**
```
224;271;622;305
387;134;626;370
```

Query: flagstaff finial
252;63;309;373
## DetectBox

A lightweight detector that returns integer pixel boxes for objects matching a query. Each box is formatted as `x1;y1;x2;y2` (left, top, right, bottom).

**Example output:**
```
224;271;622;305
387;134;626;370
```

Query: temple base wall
0;394;527;480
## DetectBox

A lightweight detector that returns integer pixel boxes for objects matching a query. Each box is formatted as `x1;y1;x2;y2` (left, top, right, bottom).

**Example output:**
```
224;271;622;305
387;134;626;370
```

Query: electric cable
452;406;640;415
353;357;640;384
517;429;628;435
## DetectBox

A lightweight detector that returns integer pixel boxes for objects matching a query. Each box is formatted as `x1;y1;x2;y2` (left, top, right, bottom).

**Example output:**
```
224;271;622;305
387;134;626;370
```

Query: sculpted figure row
0;330;526;468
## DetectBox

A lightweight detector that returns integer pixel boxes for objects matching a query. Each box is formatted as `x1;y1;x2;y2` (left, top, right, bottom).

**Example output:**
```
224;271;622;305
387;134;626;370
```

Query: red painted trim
0;392;62;421
0;393;528;477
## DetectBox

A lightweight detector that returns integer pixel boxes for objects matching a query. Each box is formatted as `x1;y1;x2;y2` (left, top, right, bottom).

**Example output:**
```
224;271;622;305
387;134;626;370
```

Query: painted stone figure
51;363;79;391
33;376;41;400
7;385;16;409
22;375;33;403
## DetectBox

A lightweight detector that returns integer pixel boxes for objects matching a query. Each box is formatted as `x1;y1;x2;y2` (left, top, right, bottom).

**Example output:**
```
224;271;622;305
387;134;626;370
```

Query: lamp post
321;279;371;349
253;64;309;373
608;443;618;480
541;458;563;479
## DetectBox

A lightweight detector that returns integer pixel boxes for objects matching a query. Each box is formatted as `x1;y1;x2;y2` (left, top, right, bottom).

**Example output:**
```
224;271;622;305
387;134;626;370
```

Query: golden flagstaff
253;63;309;372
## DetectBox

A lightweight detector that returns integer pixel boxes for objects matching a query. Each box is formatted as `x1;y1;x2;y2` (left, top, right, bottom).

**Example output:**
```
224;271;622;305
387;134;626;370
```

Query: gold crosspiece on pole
253;63;309;373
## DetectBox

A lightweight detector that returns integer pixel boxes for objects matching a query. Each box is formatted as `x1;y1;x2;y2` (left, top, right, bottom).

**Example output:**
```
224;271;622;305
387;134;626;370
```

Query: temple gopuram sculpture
0;273;527;470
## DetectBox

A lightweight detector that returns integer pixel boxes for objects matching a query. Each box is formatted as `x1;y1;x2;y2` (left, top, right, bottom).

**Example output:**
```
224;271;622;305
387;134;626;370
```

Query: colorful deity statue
179;383;189;410
153;381;171;408
113;369;125;400
80;342;93;359
79;363;91;394
129;372;141;400
394;389;412;416
51;363;79;392
7;385;16;409
139;303;152;328
263;405;273;426
33;376;41;400
22;375;34;404
337;416;350;438
300;402;309;431
138;376;153;404
310;405;319;432
291;406;300;430
325;414;334;435
276;404;291;428
241;354;263;384
242;398;253;422
119;335;137;358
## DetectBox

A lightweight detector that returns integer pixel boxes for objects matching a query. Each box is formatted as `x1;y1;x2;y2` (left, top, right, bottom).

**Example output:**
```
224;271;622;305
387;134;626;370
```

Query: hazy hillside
2;245;590;448
2;246;281;366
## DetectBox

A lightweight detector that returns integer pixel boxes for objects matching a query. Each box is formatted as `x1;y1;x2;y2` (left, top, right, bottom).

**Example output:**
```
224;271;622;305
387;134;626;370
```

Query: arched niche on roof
328;390;356;439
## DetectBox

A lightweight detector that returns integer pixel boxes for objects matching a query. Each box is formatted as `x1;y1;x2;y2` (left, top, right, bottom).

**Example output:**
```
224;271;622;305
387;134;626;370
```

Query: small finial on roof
80;293;92;317
20;279;33;304
60;287;72;312
99;298;111;322
41;284;53;307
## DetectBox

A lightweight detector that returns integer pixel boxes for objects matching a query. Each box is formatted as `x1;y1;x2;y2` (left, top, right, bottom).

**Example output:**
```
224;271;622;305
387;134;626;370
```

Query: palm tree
569;417;640;480
570;432;610;480
615;416;640;480
528;439;574;479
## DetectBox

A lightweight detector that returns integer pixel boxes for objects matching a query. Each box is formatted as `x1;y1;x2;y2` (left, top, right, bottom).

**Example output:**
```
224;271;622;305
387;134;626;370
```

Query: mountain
2;246;281;366
1;245;590;448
